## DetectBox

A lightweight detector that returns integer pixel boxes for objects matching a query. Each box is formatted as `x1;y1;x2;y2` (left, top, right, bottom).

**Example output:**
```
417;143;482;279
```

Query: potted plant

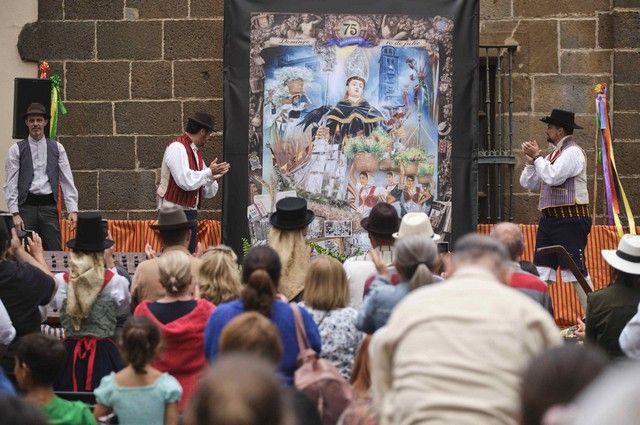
393;147;428;175
344;136;386;173
417;161;435;185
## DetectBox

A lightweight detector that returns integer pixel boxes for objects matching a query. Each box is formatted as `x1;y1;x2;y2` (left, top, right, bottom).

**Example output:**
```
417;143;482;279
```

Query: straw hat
601;234;640;275
393;212;441;241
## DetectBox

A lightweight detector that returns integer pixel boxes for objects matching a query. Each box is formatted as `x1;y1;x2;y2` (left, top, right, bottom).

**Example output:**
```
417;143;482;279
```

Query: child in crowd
94;316;182;425
14;333;95;425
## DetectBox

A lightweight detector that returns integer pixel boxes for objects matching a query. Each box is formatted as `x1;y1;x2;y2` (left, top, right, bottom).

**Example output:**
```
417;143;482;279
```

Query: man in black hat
156;112;230;253
520;108;593;308
343;202;400;307
3;102;79;250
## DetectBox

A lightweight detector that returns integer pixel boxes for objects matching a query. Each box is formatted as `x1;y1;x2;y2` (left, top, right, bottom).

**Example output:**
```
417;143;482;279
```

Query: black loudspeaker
13;78;52;140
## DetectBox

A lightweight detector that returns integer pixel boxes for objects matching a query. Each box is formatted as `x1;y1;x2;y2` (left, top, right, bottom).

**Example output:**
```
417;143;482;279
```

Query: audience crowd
1;199;640;424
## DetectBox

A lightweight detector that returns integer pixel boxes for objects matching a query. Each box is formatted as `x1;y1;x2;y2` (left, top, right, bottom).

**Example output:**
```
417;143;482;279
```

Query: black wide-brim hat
270;197;315;230
66;212;114;252
23;102;50;119
360;202;400;235
188;112;215;132
540;109;583;129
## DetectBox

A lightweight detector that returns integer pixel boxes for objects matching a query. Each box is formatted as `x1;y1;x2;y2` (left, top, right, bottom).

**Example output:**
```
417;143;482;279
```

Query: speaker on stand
13;78;52;140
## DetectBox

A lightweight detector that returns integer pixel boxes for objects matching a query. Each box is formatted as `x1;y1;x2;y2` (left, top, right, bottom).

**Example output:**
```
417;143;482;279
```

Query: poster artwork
247;13;454;249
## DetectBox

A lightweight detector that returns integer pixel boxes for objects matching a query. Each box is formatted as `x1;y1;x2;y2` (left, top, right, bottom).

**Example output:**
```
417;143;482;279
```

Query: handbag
290;303;354;425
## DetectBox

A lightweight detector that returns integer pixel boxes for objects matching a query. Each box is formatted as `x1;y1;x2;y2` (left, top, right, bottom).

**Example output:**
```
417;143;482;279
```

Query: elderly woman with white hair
356;234;438;334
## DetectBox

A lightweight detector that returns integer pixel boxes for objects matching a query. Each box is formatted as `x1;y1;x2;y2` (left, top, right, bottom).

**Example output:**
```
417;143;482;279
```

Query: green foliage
344;136;387;160
242;238;252;256
417;161;435;176
309;242;348;263
393;147;428;165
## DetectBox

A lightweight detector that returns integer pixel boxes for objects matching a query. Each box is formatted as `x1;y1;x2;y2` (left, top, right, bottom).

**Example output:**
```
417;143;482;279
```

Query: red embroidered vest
163;134;204;209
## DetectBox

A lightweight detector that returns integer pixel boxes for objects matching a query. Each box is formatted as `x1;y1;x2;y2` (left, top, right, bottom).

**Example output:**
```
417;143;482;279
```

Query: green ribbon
49;74;67;140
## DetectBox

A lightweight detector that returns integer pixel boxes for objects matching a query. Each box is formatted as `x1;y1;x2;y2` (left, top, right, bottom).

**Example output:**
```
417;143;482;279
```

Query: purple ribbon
598;96;614;224
325;37;373;48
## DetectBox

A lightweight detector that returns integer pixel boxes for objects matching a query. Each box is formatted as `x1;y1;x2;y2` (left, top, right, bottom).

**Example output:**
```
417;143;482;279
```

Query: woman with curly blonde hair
198;246;242;305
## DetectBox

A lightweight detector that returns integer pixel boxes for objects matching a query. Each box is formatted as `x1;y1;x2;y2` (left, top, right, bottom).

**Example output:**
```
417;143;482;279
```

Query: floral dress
298;303;363;381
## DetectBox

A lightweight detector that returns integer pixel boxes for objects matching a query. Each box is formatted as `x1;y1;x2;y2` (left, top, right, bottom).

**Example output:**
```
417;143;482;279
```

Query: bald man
491;222;553;315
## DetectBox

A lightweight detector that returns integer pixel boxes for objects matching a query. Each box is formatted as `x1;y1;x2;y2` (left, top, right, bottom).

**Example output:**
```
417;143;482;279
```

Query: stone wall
481;0;640;225
17;0;224;219
13;0;640;225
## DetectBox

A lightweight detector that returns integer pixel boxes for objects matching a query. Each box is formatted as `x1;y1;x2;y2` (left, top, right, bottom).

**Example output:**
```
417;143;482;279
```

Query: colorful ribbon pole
49;74;67;140
594;83;636;236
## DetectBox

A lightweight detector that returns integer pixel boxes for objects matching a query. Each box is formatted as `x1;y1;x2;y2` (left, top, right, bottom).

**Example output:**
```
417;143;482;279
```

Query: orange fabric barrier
61;219;221;252
478;224;640;327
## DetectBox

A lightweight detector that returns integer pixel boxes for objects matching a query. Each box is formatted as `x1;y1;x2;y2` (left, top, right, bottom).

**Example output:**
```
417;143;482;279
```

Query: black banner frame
222;0;479;255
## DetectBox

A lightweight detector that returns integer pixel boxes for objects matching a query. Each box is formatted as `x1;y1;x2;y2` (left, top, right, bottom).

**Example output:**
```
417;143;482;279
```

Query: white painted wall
0;0;37;210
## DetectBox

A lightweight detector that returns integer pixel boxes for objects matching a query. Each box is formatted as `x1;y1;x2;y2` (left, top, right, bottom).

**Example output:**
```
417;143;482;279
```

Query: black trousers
19;203;61;251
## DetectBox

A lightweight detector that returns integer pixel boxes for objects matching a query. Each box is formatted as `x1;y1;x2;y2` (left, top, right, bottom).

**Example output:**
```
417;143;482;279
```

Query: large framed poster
223;0;479;255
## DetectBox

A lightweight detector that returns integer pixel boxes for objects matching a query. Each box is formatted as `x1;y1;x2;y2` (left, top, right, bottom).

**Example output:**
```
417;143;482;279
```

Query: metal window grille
477;45;517;224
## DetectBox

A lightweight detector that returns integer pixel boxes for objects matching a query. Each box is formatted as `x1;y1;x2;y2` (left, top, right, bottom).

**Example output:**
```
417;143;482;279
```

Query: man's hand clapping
209;158;230;180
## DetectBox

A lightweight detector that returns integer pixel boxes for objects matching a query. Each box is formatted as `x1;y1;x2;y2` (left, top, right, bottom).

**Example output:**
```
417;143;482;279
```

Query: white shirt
343;246;394;308
157;140;218;209
51;269;131;318
519;136;585;191
4;136;79;214
619;301;640;359
0;299;16;346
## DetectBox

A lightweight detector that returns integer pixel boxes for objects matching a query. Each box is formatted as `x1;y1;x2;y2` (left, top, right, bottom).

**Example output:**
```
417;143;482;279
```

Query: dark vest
17;138;60;205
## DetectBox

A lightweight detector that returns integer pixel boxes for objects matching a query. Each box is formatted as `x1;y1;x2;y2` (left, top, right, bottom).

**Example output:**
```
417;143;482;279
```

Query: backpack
290;303;354;425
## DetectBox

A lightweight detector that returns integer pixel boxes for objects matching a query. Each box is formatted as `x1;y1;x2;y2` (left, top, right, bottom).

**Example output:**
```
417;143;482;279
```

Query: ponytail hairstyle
157;250;192;296
121;316;160;374
241;246;281;317
394;234;437;290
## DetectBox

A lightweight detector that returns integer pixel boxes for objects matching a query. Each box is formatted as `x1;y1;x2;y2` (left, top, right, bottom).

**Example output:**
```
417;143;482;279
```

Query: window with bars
477;45;517;224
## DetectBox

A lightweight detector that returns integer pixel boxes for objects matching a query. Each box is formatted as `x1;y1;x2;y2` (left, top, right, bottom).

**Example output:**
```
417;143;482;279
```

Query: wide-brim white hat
393;212;441;241
601;234;640;275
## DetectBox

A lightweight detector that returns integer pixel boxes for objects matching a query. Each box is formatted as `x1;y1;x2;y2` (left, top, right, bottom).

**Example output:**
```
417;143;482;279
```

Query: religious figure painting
247;13;454;248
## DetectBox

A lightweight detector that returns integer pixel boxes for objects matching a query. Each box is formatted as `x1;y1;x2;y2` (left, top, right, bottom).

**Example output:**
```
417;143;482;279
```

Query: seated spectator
185;354;286;425
135;250;214;411
0;220;56;377
94;316;182;425
491;222;554;315
587;234;640;358
361;211;443;298
15;333;95;425
0;394;48;425
0;300;16;395
51;213;130;392
343;203;399;308
198;245;242;304
218;312;322;425
370;234;561;424
130;206;202;309
337;336;377;425
520;344;608;425
268;197;315;301
204;246;321;386
357;234;437;333
299;256;362;381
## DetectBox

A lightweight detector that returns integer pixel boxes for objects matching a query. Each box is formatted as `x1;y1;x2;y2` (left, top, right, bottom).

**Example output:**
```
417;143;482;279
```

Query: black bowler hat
360;202;399;235
23;102;50;119
188;112;215;132
67;213;114;252
270;197;315;230
540;109;583;130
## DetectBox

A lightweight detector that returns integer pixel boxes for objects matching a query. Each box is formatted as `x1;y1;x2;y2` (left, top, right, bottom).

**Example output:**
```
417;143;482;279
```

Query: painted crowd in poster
247;13;453;253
